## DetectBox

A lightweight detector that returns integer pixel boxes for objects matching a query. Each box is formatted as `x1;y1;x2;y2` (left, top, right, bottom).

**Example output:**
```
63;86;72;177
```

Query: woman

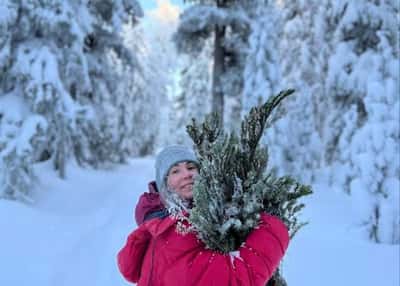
117;145;289;286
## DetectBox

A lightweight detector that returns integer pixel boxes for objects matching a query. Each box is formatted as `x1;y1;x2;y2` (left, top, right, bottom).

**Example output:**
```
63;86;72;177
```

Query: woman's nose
183;168;194;178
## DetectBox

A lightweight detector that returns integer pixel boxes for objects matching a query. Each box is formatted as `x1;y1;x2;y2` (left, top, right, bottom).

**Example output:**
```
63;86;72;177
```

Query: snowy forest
0;0;399;284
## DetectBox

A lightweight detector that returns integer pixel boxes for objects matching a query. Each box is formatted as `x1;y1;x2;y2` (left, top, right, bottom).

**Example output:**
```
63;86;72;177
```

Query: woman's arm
185;213;289;286
117;225;151;283
236;213;289;285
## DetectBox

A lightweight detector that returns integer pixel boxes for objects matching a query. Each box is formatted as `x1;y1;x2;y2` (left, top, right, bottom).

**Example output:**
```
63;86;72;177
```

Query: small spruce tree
187;89;312;286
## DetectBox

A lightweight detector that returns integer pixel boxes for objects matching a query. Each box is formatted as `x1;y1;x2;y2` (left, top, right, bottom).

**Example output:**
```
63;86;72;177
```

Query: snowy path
34;159;154;286
0;159;152;286
284;184;399;285
0;158;398;286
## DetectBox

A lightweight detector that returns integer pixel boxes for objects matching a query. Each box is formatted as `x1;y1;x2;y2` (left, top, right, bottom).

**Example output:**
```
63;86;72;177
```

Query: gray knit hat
155;145;198;191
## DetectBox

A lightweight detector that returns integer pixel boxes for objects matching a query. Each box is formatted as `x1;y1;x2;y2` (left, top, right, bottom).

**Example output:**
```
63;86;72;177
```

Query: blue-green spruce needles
186;89;312;254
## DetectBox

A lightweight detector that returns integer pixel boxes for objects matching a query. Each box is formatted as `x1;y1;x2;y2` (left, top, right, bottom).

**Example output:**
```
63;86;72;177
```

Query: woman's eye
171;169;179;174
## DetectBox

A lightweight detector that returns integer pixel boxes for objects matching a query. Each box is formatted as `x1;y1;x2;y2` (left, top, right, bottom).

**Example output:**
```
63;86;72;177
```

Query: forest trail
0;159;398;286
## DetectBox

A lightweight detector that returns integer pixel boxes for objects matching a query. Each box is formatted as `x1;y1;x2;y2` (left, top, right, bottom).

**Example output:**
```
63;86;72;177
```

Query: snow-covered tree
242;1;280;115
78;0;144;165
122;23;167;156
271;0;399;244
174;0;252;128
240;1;286;179
171;41;212;146
324;0;399;243
259;0;325;183
130;3;183;151
0;0;143;199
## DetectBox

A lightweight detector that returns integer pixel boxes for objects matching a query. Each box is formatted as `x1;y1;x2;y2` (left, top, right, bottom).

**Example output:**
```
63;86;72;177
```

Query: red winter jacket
118;190;290;286
134;182;164;225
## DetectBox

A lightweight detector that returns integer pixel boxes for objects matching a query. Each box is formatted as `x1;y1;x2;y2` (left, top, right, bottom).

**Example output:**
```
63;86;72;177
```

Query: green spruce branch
187;89;312;254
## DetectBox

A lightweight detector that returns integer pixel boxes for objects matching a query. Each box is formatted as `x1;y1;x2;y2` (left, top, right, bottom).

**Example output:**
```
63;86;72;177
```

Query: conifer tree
324;0;399;243
175;0;252;126
265;0;325;183
0;0;143;199
187;89;312;285
172;41;212;146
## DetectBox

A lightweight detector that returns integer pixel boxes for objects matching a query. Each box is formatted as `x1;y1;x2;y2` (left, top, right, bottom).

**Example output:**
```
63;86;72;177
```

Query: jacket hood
134;181;165;225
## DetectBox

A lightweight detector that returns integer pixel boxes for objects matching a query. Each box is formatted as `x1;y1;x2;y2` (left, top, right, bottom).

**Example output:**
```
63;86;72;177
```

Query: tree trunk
211;25;225;126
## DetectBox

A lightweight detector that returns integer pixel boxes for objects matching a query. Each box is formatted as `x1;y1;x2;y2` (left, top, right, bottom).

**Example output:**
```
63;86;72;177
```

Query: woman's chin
180;190;193;201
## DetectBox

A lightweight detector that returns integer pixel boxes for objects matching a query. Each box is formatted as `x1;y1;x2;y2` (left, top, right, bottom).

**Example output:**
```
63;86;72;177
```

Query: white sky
138;0;182;32
147;0;180;24
142;0;183;8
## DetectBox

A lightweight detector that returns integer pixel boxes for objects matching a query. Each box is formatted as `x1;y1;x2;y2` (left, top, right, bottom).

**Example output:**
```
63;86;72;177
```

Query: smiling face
166;161;198;200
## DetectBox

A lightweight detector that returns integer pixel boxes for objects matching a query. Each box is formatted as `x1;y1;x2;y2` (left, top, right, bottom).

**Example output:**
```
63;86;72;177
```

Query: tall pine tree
174;0;252;127
0;0;143;200
263;0;325;182
324;0;399;243
242;1;280;115
171;41;212;146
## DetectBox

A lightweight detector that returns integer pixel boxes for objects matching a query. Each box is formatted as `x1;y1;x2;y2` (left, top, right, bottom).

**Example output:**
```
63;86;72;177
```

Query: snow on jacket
117;209;289;286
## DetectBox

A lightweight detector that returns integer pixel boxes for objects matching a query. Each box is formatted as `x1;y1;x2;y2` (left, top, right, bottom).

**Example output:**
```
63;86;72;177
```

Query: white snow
0;158;398;285
0;1;17;25
229;250;242;266
0;93;30;122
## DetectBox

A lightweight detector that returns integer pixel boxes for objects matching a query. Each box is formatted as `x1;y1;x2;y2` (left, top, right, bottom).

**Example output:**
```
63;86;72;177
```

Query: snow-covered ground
0;158;398;285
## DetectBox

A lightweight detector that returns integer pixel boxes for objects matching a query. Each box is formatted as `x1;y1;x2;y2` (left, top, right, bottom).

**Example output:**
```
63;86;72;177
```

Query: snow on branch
174;4;250;54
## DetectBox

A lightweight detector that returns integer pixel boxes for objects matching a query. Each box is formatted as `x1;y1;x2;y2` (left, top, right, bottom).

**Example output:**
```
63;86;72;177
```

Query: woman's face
167;161;198;200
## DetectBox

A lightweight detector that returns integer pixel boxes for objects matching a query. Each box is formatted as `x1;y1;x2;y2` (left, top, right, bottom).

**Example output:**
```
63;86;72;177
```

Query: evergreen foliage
242;1;280;116
266;0;325;183
0;0;145;200
254;0;399;245
175;0;252;127
124;24;165;156
323;0;399;243
171;41;212;146
187;89;312;253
